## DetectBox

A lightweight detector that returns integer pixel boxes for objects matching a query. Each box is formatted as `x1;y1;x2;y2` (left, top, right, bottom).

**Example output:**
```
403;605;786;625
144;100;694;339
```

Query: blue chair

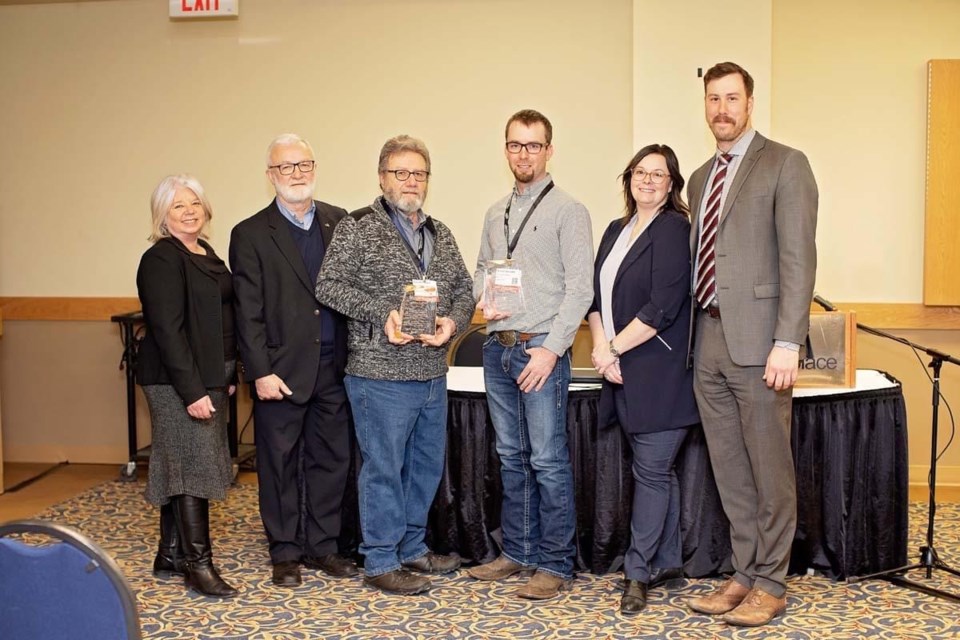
0;519;141;640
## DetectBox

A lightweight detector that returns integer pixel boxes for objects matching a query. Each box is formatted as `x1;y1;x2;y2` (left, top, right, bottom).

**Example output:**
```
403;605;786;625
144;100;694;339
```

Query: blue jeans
344;374;448;577
482;334;576;578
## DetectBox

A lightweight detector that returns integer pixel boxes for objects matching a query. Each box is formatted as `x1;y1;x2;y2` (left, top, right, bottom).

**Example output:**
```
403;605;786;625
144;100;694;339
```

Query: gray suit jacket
688;133;818;366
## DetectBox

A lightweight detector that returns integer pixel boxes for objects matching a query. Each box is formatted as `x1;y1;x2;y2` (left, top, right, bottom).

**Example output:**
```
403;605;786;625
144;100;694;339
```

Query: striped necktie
695;153;733;309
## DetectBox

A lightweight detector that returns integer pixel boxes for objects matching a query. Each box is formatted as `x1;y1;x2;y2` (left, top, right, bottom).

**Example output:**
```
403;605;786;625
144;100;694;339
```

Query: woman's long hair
620;144;689;224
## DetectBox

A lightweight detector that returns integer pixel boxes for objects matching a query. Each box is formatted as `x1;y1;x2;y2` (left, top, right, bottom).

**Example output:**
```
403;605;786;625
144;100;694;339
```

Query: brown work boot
466;555;534;581
402;551;461;575
722;587;787;626
687;577;751;615
363;569;431;595
516;570;572;600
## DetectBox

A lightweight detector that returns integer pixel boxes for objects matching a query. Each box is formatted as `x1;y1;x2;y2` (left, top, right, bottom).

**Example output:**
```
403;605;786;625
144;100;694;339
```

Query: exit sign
170;0;239;18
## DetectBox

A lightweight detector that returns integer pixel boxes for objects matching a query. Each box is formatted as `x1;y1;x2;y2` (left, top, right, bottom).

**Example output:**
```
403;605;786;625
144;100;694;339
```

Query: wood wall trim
820;303;960;330
471;303;960;331
924;60;960;305
0;297;956;328
0;297;139;321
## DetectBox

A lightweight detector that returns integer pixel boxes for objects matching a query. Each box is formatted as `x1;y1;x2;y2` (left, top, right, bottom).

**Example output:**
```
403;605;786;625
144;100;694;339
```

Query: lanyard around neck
385;198;428;276
503;181;554;259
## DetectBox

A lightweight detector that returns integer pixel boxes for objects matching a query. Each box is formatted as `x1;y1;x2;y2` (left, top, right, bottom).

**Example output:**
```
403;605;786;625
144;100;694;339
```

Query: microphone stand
819;299;960;602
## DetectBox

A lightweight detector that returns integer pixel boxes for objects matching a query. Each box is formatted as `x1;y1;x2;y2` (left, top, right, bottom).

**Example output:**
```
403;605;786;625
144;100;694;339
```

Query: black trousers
253;355;351;564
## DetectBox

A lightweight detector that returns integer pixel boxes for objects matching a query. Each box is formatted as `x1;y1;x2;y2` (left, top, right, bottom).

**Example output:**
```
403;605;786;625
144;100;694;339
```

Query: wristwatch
608;340;622;358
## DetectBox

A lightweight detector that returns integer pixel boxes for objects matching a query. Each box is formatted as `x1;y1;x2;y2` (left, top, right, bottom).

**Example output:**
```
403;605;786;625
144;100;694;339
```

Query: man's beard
387;191;425;215
511;166;535;183
275;180;315;205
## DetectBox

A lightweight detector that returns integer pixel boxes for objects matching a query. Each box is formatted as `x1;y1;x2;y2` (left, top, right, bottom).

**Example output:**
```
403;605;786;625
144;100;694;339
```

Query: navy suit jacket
590;209;699;433
229;200;348;404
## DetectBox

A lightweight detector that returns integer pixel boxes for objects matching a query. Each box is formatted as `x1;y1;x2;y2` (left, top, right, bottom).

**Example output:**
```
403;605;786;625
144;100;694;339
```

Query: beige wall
633;0;772;179
1;0;959;489
0;0;632;462
773;0;960;302
0;0;631;296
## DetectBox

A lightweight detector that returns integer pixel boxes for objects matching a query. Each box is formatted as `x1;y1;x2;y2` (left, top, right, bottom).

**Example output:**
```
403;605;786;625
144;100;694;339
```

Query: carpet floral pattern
29;481;960;639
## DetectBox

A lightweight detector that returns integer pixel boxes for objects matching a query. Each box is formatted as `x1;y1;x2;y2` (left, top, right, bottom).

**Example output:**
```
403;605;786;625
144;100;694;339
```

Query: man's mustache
712;115;735;124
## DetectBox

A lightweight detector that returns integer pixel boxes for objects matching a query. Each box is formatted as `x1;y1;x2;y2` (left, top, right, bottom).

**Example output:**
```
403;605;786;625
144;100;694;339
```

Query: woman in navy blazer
587;144;700;615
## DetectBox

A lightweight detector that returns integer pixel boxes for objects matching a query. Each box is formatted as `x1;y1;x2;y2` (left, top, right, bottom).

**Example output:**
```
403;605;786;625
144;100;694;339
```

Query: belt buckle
496;331;517;347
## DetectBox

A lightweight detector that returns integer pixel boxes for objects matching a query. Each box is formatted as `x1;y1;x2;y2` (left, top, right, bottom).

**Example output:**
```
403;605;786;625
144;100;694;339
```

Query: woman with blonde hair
136;174;238;597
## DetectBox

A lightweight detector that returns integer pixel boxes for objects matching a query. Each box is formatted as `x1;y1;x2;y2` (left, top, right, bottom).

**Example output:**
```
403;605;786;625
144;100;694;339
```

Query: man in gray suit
686;62;817;627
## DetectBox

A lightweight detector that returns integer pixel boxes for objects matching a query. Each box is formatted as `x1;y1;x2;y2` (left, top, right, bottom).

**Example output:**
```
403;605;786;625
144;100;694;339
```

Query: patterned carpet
23;480;960;639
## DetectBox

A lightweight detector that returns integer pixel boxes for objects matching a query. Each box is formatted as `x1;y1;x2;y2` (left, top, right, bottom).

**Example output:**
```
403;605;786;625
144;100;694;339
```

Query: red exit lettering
181;0;221;11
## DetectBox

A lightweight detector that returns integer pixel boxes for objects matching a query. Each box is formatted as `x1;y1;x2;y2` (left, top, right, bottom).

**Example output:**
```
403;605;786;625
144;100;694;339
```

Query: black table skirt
339;375;908;580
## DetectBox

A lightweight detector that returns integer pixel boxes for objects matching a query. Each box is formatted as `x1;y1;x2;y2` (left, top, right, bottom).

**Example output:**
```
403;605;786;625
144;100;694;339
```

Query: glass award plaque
795;310;856;388
483;259;524;317
399;280;438;337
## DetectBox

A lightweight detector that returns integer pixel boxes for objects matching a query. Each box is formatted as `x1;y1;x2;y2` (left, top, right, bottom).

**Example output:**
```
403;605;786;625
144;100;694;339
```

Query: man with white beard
316;134;475;595
230;133;356;587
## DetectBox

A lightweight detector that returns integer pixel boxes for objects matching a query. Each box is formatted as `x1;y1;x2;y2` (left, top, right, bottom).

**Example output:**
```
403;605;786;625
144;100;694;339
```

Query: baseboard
2;444;129;465
910;464;959;488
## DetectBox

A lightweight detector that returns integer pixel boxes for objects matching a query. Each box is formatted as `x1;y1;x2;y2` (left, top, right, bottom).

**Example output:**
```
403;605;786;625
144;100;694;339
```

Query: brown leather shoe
722;587;787;627
516;570;572;600
687;577;750;615
402;551;461;574
302;553;359;578
466;555;535;581
363;569;431;595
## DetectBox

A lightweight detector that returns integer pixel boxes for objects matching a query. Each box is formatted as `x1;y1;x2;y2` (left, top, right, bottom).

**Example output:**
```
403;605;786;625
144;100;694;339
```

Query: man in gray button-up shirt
466;109;594;600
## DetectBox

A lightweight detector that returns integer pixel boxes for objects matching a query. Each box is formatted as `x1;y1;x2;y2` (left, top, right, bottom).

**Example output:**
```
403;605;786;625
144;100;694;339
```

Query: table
424;368;908;580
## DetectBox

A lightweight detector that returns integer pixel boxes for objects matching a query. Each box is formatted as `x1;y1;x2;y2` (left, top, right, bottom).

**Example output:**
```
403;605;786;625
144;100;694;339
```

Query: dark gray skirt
142;361;235;506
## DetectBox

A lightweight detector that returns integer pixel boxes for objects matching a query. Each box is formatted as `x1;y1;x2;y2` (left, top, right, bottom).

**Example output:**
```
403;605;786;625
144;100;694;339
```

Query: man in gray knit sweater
467;109;594;600
316;135;475;595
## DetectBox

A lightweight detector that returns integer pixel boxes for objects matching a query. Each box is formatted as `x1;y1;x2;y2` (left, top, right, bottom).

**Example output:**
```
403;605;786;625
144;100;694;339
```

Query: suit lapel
317;204;338;249
720;134;766;223
615;223;653;288
597;217;654;291
267;201;313;293
688;159;712;254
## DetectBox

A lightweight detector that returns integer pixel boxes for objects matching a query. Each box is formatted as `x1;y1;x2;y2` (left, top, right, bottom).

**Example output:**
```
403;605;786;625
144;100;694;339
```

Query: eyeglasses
631;169;669;184
505;141;547;155
383;169;430;182
269;160;316;175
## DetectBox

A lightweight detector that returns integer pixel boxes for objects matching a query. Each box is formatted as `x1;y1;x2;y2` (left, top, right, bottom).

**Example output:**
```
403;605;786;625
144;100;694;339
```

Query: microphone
813;292;837;312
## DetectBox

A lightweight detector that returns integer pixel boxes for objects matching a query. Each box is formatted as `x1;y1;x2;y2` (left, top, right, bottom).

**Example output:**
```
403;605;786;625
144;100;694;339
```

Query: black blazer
229;199;348;404
590;209;699;433
136;237;231;406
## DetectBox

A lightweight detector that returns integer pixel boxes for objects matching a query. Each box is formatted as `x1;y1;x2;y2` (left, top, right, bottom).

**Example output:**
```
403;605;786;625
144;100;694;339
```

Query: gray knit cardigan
315;198;475;381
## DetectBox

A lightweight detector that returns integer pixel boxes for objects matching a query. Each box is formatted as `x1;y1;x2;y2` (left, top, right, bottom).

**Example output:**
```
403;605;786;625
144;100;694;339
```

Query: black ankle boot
173;495;239;598
153;501;185;578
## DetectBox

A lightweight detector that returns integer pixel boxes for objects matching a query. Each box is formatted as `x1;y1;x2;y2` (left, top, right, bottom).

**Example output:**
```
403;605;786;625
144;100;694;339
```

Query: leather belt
494;331;542;347
704;306;722;319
